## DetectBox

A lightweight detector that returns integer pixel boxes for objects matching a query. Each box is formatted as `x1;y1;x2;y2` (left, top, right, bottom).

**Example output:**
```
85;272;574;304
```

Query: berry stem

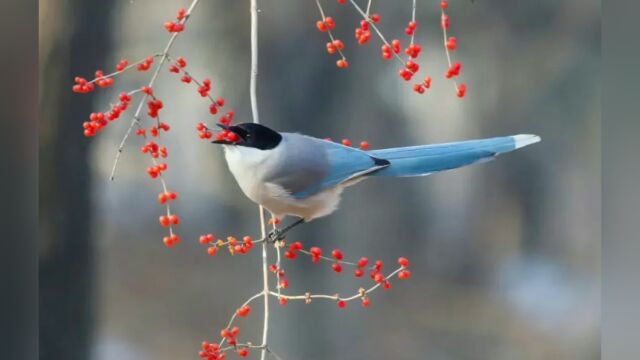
269;266;404;302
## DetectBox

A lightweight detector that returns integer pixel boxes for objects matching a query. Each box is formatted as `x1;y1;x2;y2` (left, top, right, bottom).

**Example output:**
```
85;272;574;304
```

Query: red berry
316;20;327;32
163;236;174;248
446;36;457;50
362;297;370;308
332;263;343;273
354;268;364;277
331;249;344;260
398;269;412;280
423;76;432;89
398;257;410;267
159;215;170;227
324;17;335;30
207;246;218;256
336;59;349;69
231;326;240;337
391;39;401;54
374;273;385;283
238;349;249;357
337;300;346;309
370;14;381;23
456;84;467;98
357;257;369;268
441;14;450;29
310;247;322;257
279;297;288;306
236;305;251;317
440;1;449;10
359;141;370;150
341;139;352;147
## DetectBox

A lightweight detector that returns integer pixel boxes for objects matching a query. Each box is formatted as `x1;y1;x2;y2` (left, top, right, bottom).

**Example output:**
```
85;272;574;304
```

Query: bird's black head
212;122;282;150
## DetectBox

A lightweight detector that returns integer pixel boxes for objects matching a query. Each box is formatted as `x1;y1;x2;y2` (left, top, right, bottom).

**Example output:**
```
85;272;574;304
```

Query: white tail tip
512;134;541;149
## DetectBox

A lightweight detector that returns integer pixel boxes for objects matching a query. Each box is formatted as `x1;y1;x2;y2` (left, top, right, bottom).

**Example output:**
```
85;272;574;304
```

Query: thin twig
249;2;269;358
269;267;404;302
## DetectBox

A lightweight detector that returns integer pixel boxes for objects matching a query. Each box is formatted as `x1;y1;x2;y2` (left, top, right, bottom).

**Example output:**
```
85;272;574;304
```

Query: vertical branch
249;0;269;359
250;0;260;125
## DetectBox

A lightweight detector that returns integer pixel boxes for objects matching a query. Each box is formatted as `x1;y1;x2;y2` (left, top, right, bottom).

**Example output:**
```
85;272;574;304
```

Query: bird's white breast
222;142;343;221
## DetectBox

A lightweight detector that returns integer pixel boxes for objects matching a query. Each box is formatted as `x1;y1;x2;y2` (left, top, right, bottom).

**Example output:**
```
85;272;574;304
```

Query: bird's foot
267;228;285;243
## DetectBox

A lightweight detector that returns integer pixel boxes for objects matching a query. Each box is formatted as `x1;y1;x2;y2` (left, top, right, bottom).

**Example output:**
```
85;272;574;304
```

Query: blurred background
39;0;600;359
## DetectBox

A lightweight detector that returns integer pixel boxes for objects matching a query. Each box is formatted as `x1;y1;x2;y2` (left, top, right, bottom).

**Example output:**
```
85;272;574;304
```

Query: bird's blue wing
290;139;385;199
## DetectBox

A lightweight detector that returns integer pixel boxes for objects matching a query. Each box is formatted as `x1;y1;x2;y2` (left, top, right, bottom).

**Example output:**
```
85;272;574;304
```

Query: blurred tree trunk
39;0;113;358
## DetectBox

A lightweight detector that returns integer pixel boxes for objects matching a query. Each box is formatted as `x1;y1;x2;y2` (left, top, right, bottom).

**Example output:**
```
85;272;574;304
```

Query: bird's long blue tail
367;134;540;177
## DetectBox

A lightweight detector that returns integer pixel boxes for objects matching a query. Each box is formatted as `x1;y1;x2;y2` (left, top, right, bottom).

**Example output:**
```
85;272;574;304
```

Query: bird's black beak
212;124;247;145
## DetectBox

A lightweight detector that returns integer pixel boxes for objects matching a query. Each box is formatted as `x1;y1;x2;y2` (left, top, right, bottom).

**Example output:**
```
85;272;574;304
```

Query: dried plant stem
248;1;270;359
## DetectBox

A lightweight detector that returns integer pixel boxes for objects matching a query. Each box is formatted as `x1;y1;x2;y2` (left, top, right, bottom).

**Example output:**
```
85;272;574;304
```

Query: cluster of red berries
146;98;164;118
72;77;95;93
146;162;168;179
159;214;180;227
316;16;336;32
269;262;290;292
445;62;462;79
140;140;168;158
199;326;250;359
325;39;345;55
200;235;254;257
169;56;188;74
148;122;170;137
284;241;304;260
236;305;251;318
209;97;225;115
158;190;178;204
164;7;187;33
412;76;432;94
380;39;401;60
355;19;374;45
136;56;154;72
404;20;418;36
163;233;181;248
210;112;239;143
115;59;129;72
199;341;225;360
93;70;115;88
82;92;132;137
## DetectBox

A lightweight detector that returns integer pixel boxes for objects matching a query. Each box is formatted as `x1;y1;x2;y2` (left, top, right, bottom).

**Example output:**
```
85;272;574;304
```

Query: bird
213;122;540;241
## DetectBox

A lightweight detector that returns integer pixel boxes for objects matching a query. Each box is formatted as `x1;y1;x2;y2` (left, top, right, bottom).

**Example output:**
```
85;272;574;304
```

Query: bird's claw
267;228;285;243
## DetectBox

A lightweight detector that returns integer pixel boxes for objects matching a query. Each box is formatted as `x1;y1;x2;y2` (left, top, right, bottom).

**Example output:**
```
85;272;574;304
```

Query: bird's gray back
261;133;329;195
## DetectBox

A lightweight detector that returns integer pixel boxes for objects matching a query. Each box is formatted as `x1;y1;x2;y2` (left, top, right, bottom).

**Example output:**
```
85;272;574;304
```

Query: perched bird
213;123;540;241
